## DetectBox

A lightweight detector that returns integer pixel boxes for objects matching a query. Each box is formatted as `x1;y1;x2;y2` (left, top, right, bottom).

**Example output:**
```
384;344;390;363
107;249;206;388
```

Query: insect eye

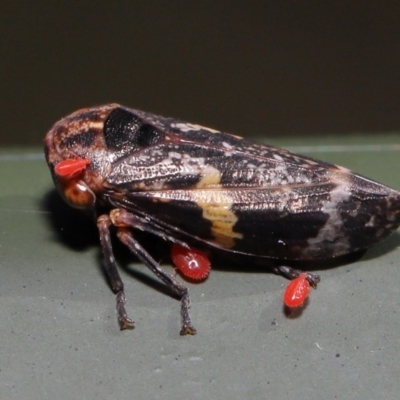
58;180;96;210
53;158;95;209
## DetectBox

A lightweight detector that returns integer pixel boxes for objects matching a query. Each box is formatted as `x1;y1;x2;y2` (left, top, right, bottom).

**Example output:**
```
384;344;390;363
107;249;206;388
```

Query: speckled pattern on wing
45;104;400;260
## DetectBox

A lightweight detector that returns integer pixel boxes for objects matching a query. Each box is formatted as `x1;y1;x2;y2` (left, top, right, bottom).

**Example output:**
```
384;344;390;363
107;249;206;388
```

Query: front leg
97;214;134;330
110;209;196;335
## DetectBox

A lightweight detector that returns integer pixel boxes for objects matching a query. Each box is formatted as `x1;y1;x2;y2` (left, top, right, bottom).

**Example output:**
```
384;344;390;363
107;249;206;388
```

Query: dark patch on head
64;129;97;149
104;108;165;153
135;124;165;147
104;108;141;151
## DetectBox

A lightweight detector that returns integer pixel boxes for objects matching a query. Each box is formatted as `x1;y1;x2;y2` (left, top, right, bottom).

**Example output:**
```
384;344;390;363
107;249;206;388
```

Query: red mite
54;158;91;178
283;273;311;308
171;243;211;281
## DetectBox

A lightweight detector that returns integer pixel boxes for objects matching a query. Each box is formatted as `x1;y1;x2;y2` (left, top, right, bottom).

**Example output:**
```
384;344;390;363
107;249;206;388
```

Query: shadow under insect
41;187;400;285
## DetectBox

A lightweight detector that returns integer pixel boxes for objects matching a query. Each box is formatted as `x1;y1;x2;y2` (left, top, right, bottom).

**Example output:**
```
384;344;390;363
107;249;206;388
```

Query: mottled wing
103;111;400;260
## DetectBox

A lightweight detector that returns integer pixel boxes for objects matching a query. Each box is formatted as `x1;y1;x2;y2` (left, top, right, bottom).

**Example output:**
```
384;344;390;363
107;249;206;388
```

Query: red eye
171;243;211;281
283;273;310;308
54;158;90;178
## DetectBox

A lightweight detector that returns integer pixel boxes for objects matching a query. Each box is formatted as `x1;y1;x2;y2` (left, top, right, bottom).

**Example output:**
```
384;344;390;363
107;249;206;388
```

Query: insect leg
108;207;191;248
115;227;196;335
272;265;320;288
109;209;196;334
97;214;134;330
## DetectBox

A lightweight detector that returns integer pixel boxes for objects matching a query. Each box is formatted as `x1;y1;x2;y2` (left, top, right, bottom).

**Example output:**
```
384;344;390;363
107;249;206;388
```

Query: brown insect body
44;104;400;335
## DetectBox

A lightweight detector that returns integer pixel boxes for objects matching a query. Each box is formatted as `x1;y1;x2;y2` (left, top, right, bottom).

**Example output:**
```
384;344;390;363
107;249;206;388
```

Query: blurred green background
1;1;400;146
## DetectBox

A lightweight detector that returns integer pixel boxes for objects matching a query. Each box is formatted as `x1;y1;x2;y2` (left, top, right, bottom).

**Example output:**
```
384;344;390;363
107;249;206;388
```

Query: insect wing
103;108;400;261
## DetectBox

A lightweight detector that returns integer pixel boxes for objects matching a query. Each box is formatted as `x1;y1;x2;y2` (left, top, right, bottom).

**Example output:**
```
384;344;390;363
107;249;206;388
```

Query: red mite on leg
283;273;311;308
171;243;211;281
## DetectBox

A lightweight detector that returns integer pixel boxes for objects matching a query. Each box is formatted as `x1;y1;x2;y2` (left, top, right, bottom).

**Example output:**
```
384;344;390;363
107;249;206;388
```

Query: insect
44;104;400;335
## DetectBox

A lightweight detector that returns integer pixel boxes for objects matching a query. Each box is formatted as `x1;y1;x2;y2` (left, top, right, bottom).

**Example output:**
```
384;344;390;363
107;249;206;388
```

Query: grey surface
1;136;400;399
